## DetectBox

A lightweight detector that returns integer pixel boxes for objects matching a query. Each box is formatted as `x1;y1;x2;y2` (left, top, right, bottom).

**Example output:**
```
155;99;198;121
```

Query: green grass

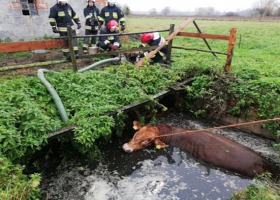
126;17;280;77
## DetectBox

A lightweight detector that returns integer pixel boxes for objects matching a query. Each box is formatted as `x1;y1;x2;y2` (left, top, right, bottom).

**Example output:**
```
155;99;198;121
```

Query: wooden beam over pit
135;18;195;67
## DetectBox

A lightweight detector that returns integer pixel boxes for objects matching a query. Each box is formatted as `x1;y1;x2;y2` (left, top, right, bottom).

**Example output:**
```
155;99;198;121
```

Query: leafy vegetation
0;37;12;43
0;63;192;162
0;155;40;200
231;174;280;200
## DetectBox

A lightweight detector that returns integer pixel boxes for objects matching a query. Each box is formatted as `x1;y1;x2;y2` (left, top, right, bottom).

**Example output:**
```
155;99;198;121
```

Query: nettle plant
183;70;280;134
228;72;280;133
1;55;279;163
0;62;190;162
0;156;41;200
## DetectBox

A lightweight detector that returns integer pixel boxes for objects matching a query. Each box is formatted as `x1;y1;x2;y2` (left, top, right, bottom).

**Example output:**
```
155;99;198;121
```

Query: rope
157;117;280;138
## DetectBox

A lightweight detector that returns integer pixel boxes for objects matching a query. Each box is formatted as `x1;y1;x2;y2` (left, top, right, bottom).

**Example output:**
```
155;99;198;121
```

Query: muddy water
40;112;279;200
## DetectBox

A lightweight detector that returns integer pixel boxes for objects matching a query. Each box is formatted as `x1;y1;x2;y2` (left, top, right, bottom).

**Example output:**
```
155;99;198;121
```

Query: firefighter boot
75;50;80;59
63;52;71;61
83;47;88;54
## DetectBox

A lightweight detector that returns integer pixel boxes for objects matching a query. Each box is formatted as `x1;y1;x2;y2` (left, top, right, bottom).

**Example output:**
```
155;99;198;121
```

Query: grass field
125;17;280;78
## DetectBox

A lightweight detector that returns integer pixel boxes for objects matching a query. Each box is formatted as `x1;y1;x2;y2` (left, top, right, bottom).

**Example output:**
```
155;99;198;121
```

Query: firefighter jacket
49;3;81;32
147;33;165;47
145;32;167;55
141;32;167;62
99;5;125;28
98;28;121;47
84;6;100;31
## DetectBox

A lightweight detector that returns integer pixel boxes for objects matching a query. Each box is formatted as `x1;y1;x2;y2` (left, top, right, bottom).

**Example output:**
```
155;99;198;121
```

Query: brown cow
122;121;272;178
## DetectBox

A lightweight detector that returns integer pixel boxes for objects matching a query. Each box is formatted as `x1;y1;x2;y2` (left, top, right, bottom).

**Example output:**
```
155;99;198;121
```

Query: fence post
67;25;78;72
224;28;237;72
166;24;175;61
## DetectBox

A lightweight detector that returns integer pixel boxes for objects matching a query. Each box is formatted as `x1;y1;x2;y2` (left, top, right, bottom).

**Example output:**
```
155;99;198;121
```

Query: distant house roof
96;0;107;6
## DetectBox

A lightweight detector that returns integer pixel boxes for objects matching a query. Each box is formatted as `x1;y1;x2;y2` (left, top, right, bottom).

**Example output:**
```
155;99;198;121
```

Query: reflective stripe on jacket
84;6;100;30
98;28;120;47
49;3;80;32
99;5;125;27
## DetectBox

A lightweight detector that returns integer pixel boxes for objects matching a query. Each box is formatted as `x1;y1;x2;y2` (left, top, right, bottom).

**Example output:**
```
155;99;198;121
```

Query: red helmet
141;33;154;43
107;20;118;29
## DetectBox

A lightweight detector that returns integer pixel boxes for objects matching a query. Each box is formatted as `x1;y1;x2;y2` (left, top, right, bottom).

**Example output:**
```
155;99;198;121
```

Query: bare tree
161;7;171;15
195;7;218;16
150;8;157;16
253;0;279;16
273;1;280;15
276;7;280;16
119;4;131;16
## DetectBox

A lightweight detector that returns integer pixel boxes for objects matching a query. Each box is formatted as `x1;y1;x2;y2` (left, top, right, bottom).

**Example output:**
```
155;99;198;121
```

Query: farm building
0;0;107;41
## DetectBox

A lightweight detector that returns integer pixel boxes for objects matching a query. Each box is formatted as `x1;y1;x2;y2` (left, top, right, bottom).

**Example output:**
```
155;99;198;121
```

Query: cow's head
122;121;167;153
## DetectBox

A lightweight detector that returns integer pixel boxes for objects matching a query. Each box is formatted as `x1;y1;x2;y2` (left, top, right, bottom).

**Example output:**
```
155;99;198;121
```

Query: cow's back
160;129;271;177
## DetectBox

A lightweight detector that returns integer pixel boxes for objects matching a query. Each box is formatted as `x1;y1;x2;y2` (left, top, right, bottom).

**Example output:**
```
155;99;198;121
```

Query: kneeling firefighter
97;20;121;51
139;32;169;64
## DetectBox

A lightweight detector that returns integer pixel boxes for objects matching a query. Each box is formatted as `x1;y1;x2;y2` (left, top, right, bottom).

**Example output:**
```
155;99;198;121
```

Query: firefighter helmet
107;0;117;5
141;33;154;43
58;0;68;3
87;0;95;2
107;20;118;29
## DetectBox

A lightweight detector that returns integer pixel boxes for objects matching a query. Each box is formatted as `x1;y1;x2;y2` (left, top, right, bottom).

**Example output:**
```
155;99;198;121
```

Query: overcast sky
117;0;258;12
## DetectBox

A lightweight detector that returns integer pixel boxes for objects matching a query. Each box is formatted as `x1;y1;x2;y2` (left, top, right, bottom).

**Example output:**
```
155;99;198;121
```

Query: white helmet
87;0;95;2
107;0;116;5
58;0;68;4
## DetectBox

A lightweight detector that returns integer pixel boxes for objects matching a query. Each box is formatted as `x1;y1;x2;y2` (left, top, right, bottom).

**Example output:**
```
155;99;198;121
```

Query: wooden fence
0;19;237;72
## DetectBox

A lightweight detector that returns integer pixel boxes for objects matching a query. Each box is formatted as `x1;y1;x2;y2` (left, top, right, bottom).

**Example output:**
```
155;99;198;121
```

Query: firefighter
49;0;81;60
139;32;169;64
99;0;125;31
82;0;100;54
97;20;121;51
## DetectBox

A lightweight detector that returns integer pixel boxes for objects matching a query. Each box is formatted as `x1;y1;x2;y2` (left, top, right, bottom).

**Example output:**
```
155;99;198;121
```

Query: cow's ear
155;138;168;149
133;120;142;130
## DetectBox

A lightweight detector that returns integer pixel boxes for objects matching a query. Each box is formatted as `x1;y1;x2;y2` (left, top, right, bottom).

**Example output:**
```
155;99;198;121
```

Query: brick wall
1;0;108;41
9;0;107;10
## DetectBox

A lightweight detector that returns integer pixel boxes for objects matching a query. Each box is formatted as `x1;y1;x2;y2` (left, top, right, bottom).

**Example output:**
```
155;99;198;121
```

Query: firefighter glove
120;26;125;31
52;28;59;33
77;24;81;29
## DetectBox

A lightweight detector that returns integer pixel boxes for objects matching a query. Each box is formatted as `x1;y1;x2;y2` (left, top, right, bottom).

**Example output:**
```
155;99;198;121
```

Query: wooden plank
0;39;67;53
135;18;195;67
177;32;230;40
0;60;68;72
78;46;157;59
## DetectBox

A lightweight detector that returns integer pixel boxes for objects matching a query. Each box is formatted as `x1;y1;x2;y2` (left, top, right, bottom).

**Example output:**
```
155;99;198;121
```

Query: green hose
38;56;126;122
77;57;122;72
37;69;69;122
